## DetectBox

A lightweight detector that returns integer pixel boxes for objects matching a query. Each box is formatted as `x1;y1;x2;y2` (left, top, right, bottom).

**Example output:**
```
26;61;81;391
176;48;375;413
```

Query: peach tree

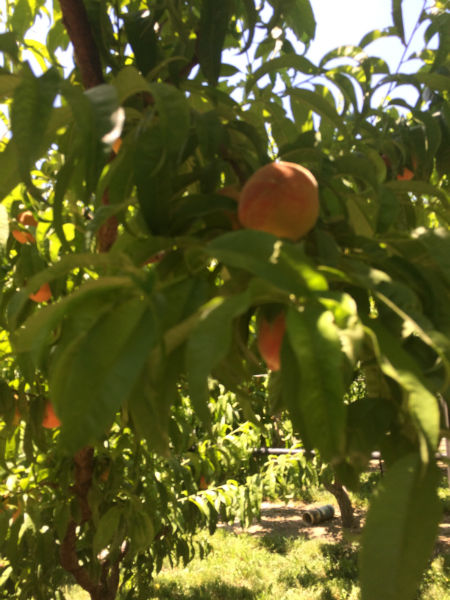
0;1;449;599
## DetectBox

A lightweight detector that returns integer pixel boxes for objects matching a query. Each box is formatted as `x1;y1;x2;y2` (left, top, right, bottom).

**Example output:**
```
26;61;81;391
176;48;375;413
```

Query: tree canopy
0;1;449;599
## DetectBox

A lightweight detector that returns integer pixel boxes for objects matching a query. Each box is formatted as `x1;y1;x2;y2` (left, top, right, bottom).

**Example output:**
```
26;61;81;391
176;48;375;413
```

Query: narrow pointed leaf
198;0;232;85
360;453;442;600
286;304;347;460
186;291;251;424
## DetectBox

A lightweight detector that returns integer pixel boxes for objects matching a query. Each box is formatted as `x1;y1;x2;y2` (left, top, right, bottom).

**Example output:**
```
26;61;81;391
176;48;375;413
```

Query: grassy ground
66;472;450;600
145;527;449;600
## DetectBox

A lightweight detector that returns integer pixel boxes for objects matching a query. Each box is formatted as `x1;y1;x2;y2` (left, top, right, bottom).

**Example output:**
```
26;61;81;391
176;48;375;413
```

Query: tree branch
58;0;104;89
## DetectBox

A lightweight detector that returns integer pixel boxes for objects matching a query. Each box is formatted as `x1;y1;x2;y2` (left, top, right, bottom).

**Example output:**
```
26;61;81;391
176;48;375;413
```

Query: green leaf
0;73;20;98
124;11;159;76
198;0;233;85
0;204;9;255
113;66;151;105
186;292;251;425
246;54;317;93
285;304;347;461
0;32;19;62
415;73;450;93
207;230;322;296
129;347;184;456
376;187;400;233
365;322;441;455
84;83;122;142
286;88;347;136
391;0;405;44
358;27;398;48
10;0;33;39
11;66;60;182
93;506;122;556
13;276;134;366
50;298;158;453
360;454;442;600
285;0;316;44
147;82;190;161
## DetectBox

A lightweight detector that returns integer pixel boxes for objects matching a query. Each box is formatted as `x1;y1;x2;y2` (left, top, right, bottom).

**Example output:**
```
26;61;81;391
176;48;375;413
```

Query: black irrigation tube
252;448;449;462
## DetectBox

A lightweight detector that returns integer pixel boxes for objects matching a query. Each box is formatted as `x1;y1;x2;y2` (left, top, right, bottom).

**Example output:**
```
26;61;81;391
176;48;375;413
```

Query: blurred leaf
147;82;190;161
198;0;233;85
10;0;33;39
358;27;398;48
51;298;158;453
113;65;151;104
11;66;60;183
93;506;122;556
365;321;440;455
246;55;317;93
0;73;20;98
391;0;405;44
207;230;319;296
186;291;251;425
14;276;134;366
284;0;316;44
124;11;158;76
360;454;442;600
285;304;347;461
376;187;400;233
0;32;19;62
286;88;347;136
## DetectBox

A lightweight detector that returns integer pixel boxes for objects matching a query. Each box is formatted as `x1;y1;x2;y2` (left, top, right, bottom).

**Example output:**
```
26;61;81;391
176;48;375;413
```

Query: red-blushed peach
42;401;61;429
29;283;52;303
257;311;286;372
238;161;319;241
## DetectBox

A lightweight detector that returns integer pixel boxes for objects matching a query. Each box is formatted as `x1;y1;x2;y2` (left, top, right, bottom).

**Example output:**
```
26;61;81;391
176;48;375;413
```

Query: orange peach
29;283;52;303
12;229;35;244
238;161;319;240
18;210;38;227
42;401;61;429
397;167;414;181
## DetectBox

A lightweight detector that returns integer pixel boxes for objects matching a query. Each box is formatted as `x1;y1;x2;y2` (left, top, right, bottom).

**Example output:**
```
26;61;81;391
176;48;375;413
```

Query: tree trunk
324;478;355;529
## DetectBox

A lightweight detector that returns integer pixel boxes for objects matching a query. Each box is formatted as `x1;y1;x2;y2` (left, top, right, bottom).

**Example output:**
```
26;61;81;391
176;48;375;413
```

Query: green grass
144;528;449;600
65;471;450;600
66;526;450;600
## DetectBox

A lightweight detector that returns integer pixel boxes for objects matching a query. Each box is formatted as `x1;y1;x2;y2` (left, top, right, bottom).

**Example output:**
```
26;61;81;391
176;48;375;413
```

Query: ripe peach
257;311;286;372
18;210;38;227
12;229;35;244
238;161;319;241
42;401;61;429
112;138;122;154
397;167;414;181
29;282;52;303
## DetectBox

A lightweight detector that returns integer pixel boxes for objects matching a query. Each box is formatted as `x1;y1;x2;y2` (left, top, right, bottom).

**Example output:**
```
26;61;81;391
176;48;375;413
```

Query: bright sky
306;0;431;107
308;0;428;64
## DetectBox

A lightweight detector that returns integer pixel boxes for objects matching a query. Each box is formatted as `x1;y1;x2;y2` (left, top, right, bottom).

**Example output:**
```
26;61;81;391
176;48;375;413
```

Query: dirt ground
221;499;450;555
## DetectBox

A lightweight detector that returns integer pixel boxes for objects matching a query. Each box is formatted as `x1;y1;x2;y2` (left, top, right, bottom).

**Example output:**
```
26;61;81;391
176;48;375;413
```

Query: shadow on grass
148;580;256;600
280;541;359;594
260;533;293;555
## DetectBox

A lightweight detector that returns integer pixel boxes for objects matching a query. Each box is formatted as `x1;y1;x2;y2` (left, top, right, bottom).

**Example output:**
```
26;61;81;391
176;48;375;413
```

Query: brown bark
324;478;355;529
58;0;103;89
58;0;118;251
59;446;123;600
